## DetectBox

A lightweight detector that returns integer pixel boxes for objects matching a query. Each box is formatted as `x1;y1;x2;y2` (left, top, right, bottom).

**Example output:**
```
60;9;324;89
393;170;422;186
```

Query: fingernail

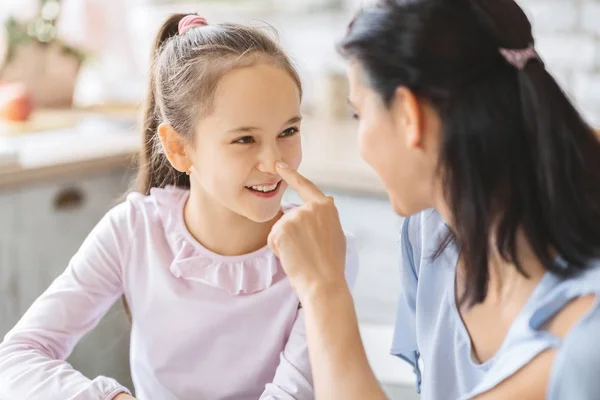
276;161;288;169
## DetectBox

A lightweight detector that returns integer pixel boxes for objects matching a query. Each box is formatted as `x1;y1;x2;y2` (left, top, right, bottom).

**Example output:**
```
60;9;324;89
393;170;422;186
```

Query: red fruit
0;83;34;122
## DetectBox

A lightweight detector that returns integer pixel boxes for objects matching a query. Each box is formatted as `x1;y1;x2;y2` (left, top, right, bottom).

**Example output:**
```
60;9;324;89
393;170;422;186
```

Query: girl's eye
233;136;255;144
352;113;360;120
279;127;299;138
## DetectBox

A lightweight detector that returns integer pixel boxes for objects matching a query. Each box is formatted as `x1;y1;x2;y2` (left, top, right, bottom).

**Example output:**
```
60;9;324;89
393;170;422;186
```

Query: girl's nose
256;143;282;174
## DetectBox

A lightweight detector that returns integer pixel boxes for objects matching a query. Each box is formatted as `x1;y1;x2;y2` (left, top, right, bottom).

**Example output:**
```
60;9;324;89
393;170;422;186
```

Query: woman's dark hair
339;0;600;305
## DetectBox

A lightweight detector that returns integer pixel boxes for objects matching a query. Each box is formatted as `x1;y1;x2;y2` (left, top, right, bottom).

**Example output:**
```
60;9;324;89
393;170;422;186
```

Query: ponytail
513;61;600;272
474;0;600;282
135;14;191;196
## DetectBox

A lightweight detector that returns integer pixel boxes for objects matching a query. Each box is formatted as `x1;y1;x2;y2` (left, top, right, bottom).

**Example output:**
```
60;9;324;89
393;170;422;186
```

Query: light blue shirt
391;210;600;400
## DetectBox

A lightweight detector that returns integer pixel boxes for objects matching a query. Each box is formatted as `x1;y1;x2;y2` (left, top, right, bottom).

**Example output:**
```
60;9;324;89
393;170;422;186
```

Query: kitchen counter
0;110;138;190
0;110;387;195
7;109;595;195
0;151;136;189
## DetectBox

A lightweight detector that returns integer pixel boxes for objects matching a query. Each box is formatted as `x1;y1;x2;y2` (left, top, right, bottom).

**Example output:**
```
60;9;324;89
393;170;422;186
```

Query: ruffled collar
150;186;284;295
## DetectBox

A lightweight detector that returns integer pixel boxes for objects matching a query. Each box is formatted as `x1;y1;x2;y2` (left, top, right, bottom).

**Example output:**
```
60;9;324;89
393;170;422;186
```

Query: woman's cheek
358;123;374;166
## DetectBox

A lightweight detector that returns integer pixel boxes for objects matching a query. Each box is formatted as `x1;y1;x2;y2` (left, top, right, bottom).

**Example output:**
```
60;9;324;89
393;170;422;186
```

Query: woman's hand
269;164;386;400
268;162;348;300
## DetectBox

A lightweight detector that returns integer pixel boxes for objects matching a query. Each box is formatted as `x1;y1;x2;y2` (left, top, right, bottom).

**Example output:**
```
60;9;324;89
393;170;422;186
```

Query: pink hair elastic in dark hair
178;15;208;35
499;44;541;70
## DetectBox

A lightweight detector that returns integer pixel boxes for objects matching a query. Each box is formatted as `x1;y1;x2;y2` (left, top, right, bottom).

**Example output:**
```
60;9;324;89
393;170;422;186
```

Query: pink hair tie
499;44;541;70
178;15;208;35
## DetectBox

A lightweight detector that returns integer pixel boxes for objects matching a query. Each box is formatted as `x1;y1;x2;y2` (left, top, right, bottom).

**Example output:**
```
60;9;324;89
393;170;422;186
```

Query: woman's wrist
299;279;353;311
298;277;383;399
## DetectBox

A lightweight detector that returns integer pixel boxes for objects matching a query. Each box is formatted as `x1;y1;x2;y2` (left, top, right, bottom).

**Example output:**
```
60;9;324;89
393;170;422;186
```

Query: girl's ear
158;123;192;173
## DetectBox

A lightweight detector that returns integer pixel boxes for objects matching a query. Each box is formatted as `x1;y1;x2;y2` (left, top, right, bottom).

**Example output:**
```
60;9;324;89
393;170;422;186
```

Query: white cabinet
0;168;134;390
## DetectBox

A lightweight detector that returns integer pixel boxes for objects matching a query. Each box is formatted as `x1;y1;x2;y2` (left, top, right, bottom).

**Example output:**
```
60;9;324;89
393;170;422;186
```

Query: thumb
267;225;281;258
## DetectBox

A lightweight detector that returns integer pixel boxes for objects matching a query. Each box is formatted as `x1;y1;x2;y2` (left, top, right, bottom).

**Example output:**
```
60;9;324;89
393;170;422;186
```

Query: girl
265;0;600;399
0;14;358;400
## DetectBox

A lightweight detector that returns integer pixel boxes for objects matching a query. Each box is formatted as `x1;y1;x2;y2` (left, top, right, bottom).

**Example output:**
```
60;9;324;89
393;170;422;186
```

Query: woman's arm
268;163;387;400
303;285;387;400
0;203;136;400
260;236;361;399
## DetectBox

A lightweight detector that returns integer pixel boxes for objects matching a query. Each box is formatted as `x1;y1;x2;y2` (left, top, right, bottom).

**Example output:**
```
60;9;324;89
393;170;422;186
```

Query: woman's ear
392;87;425;149
158;123;192;173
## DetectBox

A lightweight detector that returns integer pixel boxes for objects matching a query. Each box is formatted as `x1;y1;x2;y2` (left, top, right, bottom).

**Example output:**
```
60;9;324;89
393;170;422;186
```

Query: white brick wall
74;0;600;127
520;0;600;126
523;0;580;33
344;0;600;126
582;1;600;35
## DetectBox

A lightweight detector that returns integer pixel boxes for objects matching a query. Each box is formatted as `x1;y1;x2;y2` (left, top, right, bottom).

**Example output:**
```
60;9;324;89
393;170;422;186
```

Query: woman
268;0;600;399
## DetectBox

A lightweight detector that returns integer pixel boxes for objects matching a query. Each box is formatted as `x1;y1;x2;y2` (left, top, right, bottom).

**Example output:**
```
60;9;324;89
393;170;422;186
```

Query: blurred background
0;0;598;398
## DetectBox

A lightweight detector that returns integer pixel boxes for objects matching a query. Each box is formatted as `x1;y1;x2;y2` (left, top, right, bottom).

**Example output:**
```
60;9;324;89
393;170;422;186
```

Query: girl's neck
183;187;281;256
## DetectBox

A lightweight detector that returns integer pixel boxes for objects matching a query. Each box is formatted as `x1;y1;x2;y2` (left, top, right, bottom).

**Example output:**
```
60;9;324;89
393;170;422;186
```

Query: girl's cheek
282;140;302;169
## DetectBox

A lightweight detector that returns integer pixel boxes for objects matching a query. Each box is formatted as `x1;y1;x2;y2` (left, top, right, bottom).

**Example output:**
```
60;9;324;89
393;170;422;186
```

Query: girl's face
346;61;441;217
187;62;302;223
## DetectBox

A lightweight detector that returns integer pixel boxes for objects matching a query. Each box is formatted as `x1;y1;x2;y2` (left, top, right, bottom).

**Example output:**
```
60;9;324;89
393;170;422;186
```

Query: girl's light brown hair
135;13;303;195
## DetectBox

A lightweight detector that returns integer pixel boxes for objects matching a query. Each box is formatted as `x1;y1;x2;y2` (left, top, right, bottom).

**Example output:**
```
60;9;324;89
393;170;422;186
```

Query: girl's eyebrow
227;116;303;134
227;126;260;134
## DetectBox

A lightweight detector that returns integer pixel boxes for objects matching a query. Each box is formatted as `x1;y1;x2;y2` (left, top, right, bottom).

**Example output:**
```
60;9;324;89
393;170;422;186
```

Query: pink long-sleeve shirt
0;186;359;400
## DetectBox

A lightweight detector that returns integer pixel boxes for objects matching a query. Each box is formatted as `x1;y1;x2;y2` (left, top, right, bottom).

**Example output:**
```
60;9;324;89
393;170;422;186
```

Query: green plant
1;0;85;73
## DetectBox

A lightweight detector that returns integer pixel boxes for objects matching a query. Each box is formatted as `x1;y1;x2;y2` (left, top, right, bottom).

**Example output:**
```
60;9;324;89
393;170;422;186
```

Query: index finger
276;162;326;203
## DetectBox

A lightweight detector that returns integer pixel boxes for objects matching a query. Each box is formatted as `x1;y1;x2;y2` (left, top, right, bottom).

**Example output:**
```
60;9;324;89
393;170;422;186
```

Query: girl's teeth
249;183;278;192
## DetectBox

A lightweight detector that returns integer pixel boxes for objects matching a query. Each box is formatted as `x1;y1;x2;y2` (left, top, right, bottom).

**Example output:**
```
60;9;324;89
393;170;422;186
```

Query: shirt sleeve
547;296;600;400
390;215;422;392
259;233;360;399
0;202;135;400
